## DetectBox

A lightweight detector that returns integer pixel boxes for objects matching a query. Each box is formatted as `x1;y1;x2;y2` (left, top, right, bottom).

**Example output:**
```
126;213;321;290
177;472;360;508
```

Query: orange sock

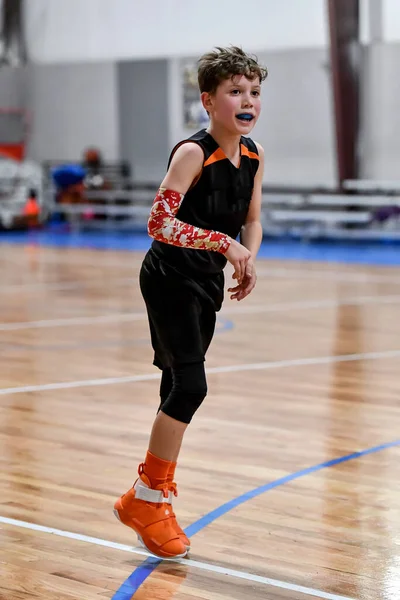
167;461;177;483
141;450;171;489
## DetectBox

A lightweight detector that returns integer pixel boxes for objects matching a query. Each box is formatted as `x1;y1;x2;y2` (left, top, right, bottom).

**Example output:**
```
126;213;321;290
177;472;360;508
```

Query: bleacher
44;161;400;240
2;156;400;240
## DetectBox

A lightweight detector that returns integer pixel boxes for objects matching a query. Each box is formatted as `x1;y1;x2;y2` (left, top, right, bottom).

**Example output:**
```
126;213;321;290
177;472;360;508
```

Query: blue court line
111;438;400;599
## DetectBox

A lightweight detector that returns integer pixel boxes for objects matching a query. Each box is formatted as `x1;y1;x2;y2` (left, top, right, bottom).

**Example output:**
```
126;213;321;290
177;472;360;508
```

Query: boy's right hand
224;239;251;284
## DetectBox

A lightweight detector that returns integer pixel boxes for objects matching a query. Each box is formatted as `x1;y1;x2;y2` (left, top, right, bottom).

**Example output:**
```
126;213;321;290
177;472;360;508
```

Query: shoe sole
136;532;190;553
113;508;188;559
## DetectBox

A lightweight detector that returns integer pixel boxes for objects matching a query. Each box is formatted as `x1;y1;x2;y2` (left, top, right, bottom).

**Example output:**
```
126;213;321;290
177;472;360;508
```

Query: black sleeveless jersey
146;129;259;311
150;129;259;276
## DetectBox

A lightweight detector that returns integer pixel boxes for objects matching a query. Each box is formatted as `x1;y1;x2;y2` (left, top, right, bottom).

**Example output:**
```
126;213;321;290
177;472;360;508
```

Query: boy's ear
201;91;213;112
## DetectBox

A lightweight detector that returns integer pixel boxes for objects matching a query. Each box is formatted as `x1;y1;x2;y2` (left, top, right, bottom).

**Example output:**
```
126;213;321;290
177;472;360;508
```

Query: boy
114;46;268;558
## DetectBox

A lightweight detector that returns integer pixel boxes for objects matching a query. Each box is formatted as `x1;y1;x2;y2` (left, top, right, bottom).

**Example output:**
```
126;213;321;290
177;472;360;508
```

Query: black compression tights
157;363;207;424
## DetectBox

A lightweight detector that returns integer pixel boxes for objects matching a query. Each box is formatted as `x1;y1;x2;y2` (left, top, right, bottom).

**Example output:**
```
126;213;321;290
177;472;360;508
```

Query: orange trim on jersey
203;148;226;167
240;144;259;161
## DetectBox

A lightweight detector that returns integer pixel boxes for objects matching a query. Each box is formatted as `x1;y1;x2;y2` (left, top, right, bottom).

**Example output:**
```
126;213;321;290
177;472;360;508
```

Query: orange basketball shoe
166;461;190;550
114;467;187;559
169;506;190;550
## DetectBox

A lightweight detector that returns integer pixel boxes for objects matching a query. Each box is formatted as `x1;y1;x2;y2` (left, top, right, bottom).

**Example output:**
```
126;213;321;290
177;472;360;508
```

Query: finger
230;281;245;296
243;276;256;295
243;278;255;293
241;282;256;299
234;262;241;283
239;259;246;283
236;260;243;282
236;276;255;300
233;284;246;298
235;290;247;301
232;263;240;281
245;261;253;276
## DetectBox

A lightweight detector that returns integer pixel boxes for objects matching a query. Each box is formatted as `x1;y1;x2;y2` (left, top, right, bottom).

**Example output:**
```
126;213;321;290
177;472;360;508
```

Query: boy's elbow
147;212;166;241
147;215;156;239
147;207;172;242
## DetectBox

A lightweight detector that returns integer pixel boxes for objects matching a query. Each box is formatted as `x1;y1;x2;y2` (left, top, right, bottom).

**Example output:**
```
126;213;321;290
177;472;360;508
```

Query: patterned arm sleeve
147;188;231;254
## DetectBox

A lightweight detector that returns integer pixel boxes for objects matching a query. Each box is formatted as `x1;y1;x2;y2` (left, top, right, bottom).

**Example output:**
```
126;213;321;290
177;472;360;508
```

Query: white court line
0;248;145;269
257;265;400;284
1;292;399;331
1;348;400;396
0;516;354;600
0;276;137;295
223;293;400;315
0;311;146;331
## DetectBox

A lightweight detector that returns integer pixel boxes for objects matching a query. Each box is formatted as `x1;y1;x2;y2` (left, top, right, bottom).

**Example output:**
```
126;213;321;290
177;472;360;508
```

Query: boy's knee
161;362;207;424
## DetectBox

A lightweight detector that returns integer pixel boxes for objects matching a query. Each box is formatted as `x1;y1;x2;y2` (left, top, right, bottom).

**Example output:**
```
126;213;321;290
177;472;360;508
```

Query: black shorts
140;250;221;370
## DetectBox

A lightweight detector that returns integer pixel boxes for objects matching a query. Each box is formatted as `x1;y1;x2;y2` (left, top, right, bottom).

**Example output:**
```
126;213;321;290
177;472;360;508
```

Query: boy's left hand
228;260;257;301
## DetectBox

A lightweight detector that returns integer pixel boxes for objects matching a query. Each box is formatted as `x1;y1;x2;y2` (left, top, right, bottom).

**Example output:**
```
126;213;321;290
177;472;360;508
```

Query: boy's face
201;74;261;135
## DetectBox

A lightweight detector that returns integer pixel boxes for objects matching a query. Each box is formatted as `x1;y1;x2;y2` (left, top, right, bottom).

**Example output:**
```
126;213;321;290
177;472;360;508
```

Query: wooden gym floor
1;242;400;600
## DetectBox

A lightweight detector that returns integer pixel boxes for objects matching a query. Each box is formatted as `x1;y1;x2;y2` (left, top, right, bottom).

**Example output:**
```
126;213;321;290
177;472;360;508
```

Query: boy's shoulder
169;140;204;161
167;139;204;175
168;129;210;168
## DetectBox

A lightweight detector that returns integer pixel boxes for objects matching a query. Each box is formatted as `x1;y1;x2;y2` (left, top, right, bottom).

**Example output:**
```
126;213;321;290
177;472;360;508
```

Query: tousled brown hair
197;46;268;94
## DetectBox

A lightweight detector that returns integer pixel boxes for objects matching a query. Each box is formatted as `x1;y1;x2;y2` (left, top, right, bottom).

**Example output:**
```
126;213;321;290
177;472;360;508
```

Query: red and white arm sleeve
147;188;231;254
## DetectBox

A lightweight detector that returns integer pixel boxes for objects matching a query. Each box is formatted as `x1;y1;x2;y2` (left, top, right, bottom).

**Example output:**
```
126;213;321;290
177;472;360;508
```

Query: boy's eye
230;89;240;95
251;91;260;97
